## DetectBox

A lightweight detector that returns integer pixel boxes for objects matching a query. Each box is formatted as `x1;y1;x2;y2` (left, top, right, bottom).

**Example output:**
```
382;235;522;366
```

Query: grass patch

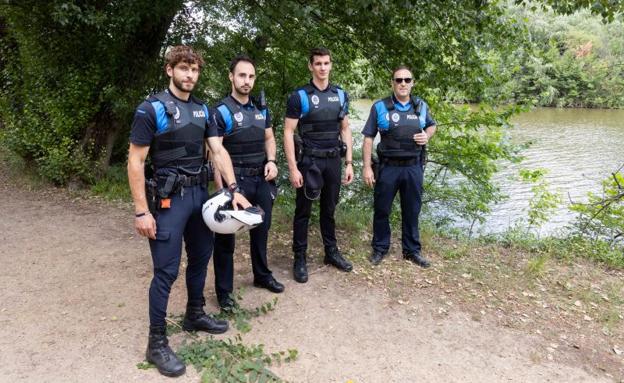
90;163;131;201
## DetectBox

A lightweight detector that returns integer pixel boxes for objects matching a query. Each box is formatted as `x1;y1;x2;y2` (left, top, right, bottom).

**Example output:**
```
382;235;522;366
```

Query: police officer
211;55;284;311
128;45;250;378
361;65;437;268
284;47;354;283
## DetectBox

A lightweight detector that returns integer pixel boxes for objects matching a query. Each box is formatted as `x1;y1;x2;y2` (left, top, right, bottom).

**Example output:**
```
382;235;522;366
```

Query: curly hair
164;45;205;71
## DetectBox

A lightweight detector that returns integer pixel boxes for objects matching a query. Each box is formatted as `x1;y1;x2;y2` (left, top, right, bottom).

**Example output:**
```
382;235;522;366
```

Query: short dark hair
309;47;332;64
229;54;256;73
391;65;412;79
164;45;204;71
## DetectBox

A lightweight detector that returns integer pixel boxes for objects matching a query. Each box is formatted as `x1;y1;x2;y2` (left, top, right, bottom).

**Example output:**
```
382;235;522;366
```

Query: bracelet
345;160;353;165
135;211;150;218
267;159;277;164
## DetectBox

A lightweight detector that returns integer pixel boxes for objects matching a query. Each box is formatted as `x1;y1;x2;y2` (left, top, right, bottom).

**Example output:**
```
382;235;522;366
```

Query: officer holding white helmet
210;54;284;312
128;46;251;377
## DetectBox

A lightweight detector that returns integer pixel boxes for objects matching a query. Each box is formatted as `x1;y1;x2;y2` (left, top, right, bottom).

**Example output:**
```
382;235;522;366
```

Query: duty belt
303;147;340;158
177;174;204;186
233;166;264;176
382;158;419;166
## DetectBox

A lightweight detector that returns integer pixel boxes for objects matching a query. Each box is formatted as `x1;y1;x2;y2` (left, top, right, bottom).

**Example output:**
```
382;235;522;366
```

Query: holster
339;140;347;158
294;133;303;163
372;156;380;181
145;178;159;215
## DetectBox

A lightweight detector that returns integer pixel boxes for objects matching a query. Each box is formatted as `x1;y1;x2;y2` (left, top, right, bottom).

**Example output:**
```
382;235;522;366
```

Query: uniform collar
166;88;192;103
392;94;412;111
228;94;254;109
309;79;331;92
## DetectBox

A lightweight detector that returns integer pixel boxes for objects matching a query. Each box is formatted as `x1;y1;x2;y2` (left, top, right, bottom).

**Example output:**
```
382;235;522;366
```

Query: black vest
216;96;267;167
149;90;208;172
376;96;427;159
297;84;345;149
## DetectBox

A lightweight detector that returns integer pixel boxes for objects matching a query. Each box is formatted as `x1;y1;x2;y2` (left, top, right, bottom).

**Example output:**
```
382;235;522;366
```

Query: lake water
350;100;624;235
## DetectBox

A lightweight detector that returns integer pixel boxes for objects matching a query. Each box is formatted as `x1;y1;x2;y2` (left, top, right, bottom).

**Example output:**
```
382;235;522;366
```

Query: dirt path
0;169;616;382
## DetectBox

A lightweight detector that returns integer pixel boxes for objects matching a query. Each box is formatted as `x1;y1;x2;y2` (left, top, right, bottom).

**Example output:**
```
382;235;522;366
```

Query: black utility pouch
339;141;347;158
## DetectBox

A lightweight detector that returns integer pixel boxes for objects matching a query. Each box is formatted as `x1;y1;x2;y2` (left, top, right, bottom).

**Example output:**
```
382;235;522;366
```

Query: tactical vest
149;90;209;172
375;95;428;159
216;96;267;167
297;84;346;149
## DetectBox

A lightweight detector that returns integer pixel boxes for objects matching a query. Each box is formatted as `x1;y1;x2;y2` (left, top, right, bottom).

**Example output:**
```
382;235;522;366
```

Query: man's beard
234;84;251;96
172;76;195;93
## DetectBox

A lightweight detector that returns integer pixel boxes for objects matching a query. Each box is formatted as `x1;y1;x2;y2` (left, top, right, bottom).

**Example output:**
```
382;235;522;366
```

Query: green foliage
215;291;278;334
422;103;523;226
480;6;624;108
483;226;624;268
570;164;624;246
178;334;296;383
518;168;561;232
152;295;296;382
0;1;181;183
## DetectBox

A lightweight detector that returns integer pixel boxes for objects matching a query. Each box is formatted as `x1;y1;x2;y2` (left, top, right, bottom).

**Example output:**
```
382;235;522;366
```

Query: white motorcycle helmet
202;189;264;234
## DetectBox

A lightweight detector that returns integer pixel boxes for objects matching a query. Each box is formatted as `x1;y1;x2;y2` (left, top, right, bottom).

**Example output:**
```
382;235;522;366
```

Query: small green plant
525;254;549;277
518;168;561;234
178;334;297;383
215;290;278;334
141;294;297;382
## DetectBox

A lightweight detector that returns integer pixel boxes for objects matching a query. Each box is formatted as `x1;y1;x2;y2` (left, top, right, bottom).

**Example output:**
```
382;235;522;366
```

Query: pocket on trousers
155;231;170;241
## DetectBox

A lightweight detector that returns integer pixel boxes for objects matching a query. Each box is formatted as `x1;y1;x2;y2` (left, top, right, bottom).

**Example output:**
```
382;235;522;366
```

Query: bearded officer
128;45;250;377
211;54;284;311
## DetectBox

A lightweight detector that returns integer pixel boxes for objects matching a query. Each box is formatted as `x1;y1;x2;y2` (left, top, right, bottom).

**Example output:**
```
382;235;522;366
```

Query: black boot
182;301;229;334
293;251;308;283
146;326;186;377
324;247;353;272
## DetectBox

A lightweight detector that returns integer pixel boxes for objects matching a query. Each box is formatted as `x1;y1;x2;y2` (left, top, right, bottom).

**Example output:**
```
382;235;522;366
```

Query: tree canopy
0;0;620;222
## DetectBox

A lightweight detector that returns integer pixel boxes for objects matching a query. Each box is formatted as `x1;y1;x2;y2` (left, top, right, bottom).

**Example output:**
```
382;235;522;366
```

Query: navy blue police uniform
130;89;215;328
210;95;277;305
362;94;436;258
285;81;348;255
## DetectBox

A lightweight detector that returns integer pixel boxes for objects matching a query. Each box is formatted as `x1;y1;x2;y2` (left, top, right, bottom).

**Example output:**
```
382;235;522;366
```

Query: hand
363;166;375;187
135;213;156;240
414;131;429;146
232;192;251;210
289;168;303;188
264;161;278;181
342;163;354;185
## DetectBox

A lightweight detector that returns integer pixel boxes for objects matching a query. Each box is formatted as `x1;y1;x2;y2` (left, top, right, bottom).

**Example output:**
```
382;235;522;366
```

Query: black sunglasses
393;77;413;84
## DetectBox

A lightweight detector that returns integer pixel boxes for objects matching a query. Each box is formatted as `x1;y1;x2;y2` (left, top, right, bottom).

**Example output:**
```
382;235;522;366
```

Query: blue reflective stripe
297;89;309;118
217;104;233;135
375;101;390;131
419;102;427;129
337;88;345;110
261;109;267;118
150;101;168;133
202;104;210;124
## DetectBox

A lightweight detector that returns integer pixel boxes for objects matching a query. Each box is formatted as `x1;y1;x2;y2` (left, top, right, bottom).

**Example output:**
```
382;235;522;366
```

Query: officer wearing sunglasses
361;65;437;267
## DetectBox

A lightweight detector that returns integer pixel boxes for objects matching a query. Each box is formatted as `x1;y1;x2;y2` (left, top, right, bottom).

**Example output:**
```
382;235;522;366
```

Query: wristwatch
345;160;353;165
228;182;241;194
